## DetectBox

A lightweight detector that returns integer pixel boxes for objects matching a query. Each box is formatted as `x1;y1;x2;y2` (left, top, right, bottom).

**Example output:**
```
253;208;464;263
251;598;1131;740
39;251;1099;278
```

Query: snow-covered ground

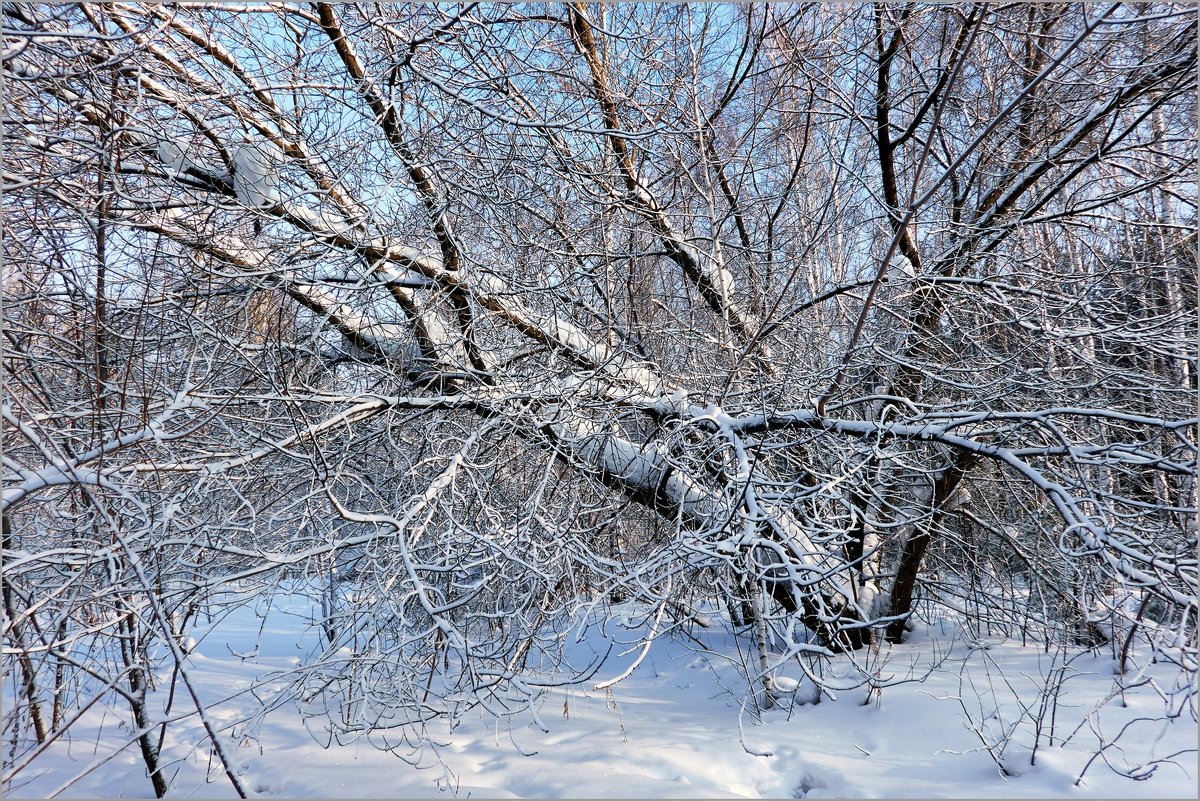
6;586;1196;799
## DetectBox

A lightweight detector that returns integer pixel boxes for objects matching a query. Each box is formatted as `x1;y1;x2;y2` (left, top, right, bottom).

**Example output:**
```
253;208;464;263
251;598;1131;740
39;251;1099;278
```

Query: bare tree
3;2;1195;795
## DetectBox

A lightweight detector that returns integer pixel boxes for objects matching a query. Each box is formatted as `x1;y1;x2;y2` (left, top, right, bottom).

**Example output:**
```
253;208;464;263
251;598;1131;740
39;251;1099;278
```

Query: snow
233;140;282;208
156;141;188;176
6;588;1195;799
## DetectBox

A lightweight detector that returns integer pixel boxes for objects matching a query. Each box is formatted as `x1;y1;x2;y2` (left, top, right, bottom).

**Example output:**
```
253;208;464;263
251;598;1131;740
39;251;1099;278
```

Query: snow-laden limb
292;233;663;392
146;150;665;391
1;390;206;513
544;411;720;523
149;207;417;362
678;397;861;603
524;389;875;633
2;456;121;514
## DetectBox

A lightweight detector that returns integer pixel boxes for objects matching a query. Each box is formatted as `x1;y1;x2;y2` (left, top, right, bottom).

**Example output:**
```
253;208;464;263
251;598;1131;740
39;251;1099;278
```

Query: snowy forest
2;2;1196;798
